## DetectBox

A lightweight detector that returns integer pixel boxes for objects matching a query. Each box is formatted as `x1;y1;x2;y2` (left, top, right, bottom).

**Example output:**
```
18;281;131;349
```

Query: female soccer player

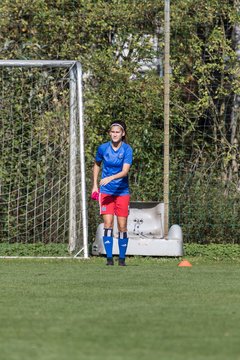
92;121;133;266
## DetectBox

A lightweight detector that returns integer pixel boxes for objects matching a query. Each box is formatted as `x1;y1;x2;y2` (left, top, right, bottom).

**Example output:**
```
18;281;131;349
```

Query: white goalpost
0;60;88;258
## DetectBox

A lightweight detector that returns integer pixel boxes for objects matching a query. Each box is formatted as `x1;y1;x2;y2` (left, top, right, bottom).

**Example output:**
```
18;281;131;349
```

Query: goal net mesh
0;65;84;256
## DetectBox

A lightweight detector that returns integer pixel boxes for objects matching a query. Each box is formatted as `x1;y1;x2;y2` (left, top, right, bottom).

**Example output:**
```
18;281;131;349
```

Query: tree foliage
0;0;239;243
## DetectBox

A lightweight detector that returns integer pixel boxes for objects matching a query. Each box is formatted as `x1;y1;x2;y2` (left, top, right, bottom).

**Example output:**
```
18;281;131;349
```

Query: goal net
0;60;88;258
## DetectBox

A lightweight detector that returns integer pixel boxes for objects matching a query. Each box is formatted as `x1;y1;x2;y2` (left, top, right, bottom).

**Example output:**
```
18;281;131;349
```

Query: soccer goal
0;60;88;258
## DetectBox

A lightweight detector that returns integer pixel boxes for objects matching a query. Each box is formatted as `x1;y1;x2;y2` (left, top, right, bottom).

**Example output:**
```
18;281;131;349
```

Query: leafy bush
184;243;240;260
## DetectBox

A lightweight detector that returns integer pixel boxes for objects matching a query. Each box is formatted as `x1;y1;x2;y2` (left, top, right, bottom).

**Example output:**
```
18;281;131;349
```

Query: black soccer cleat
106;257;114;266
118;258;126;266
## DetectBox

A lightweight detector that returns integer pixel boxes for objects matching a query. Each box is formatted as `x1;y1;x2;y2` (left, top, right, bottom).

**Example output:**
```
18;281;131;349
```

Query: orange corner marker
178;259;192;267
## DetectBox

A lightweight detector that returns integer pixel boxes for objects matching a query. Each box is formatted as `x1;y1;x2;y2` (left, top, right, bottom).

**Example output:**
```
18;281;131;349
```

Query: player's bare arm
92;161;101;194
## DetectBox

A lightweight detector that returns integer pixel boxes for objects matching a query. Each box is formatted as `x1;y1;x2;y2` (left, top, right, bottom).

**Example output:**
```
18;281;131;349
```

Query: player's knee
117;223;127;233
104;221;113;229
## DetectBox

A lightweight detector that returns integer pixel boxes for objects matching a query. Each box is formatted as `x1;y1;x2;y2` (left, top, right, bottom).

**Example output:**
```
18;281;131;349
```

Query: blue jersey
95;141;133;196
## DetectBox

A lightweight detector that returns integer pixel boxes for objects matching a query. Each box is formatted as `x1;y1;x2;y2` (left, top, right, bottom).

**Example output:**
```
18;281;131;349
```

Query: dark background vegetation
0;0;240;244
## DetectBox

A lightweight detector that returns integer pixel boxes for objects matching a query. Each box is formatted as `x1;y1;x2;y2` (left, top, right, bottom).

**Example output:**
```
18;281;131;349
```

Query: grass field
0;256;240;360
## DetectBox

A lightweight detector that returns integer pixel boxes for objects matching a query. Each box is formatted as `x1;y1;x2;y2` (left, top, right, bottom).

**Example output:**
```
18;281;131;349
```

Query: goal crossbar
0;60;76;68
0;60;88;258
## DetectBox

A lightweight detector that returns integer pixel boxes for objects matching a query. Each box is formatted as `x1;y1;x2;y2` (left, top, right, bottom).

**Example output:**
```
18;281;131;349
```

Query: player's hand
100;176;114;186
91;186;99;194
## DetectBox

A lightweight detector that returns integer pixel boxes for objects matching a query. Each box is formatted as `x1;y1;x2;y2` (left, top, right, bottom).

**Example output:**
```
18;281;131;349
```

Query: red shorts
99;193;130;217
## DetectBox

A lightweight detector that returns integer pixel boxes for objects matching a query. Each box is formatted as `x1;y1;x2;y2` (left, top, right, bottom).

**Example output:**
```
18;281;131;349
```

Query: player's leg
100;194;115;265
115;195;130;266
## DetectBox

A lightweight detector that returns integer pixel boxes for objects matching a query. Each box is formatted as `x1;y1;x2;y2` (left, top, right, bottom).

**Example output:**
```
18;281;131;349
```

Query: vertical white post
76;62;89;258
164;0;170;239
69;68;77;253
